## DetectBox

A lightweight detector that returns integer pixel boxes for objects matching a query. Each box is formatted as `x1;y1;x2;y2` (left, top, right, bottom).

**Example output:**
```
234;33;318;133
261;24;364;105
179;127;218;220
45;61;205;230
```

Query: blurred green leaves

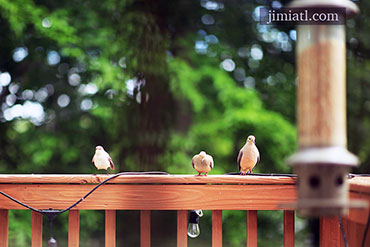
164;58;296;174
0;0;79;45
4;0;370;246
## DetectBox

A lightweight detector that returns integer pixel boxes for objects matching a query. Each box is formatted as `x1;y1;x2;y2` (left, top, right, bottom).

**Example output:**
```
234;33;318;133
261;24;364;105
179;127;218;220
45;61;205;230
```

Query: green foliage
8;210;32;246
1;0;369;246
164;59;296;175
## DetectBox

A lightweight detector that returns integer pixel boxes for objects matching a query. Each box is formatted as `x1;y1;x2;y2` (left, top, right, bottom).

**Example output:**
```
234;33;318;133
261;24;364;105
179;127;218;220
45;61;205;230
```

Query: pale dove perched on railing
237;135;260;175
192;151;214;176
92;146;115;174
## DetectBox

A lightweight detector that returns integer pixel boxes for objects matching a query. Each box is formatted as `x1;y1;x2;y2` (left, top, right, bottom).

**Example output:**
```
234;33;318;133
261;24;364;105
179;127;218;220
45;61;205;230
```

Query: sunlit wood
177;210;187;247
141;210;151;247
0;184;296;210
105;210;116;247
32;211;42;247
246;210;257;247
0;174;295;185
0;175;368;246
68;210;80;247
212;210;222;247
284;211;295;247
320;217;340;247
0;210;8;247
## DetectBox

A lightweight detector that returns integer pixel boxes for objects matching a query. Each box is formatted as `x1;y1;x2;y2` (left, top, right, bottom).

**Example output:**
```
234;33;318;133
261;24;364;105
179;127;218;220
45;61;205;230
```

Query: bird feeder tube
297;24;347;148
287;0;363;217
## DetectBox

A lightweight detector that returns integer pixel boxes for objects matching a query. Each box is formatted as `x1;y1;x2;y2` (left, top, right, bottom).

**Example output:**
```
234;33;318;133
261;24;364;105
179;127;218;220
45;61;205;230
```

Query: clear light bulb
48;237;58;247
187;222;200;238
187;210;202;238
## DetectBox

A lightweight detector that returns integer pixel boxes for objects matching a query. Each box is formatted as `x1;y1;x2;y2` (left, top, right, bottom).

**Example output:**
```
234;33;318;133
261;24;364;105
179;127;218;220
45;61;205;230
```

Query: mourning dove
92;146;115;173
237;135;260;175
192;151;214;176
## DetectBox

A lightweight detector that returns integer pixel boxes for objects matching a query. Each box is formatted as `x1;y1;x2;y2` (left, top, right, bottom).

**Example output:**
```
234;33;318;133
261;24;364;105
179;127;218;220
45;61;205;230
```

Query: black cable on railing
339;216;348;247
224;172;297;177
0;171;169;246
60;171;168;214
0;191;43;213
1;171;169;215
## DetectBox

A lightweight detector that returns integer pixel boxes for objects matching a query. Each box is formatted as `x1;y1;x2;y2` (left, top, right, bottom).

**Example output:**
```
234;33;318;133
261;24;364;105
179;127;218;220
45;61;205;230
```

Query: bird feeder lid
289;0;359;17
287;146;359;166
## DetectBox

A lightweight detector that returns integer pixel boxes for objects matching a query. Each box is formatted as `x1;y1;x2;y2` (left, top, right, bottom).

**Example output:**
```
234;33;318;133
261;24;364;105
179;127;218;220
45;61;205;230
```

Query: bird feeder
287;0;364;216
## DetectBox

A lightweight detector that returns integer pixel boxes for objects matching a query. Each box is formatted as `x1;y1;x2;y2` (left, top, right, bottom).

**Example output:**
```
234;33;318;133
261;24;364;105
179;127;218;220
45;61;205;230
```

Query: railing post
346;219;359;247
246;210;257;247
32;211;43;247
68;209;80;247
212;210;222;247
320;216;340;247
105;210;116;247
284;211;295;247
0;210;8;247
140;210;151;247
177;210;188;247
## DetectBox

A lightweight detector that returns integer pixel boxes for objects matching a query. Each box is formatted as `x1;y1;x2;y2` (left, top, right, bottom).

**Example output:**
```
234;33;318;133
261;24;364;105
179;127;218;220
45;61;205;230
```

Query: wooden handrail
0;175;297;210
0;174;296;184
0;174;369;246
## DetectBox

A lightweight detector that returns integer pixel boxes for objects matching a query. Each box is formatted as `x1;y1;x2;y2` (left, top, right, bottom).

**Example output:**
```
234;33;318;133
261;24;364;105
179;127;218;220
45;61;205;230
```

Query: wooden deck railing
0;174;369;246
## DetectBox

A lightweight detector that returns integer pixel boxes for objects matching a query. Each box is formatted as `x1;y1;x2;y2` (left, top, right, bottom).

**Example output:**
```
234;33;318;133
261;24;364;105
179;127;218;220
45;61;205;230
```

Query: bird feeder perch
287;0;365;216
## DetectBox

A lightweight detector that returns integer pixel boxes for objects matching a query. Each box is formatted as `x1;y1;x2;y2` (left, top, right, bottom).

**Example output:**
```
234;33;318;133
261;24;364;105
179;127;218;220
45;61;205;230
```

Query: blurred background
0;0;369;246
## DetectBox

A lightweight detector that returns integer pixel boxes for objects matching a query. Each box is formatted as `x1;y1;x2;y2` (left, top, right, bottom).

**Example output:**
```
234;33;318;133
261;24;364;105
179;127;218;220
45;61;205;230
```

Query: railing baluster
346;219;359;247
320;216;340;247
32;211;43;247
105;210;116;247
246;210;257;247
68;210;80;247
177;210;188;247
284;210;295;247
0;210;8;247
140;210;151;247
212;210;222;247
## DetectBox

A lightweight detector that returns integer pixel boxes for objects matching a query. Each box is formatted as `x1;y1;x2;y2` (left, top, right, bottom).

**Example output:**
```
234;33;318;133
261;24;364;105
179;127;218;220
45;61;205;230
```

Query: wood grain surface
31;211;42;247
140;210;151;247
246;210;257;247
283;210;295;247
68;210;80;247
320;216;340;247
177;210;187;247
0;174;296;185
0;210;8;247
105;210;116;247
212;210;222;247
0;184;296;210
